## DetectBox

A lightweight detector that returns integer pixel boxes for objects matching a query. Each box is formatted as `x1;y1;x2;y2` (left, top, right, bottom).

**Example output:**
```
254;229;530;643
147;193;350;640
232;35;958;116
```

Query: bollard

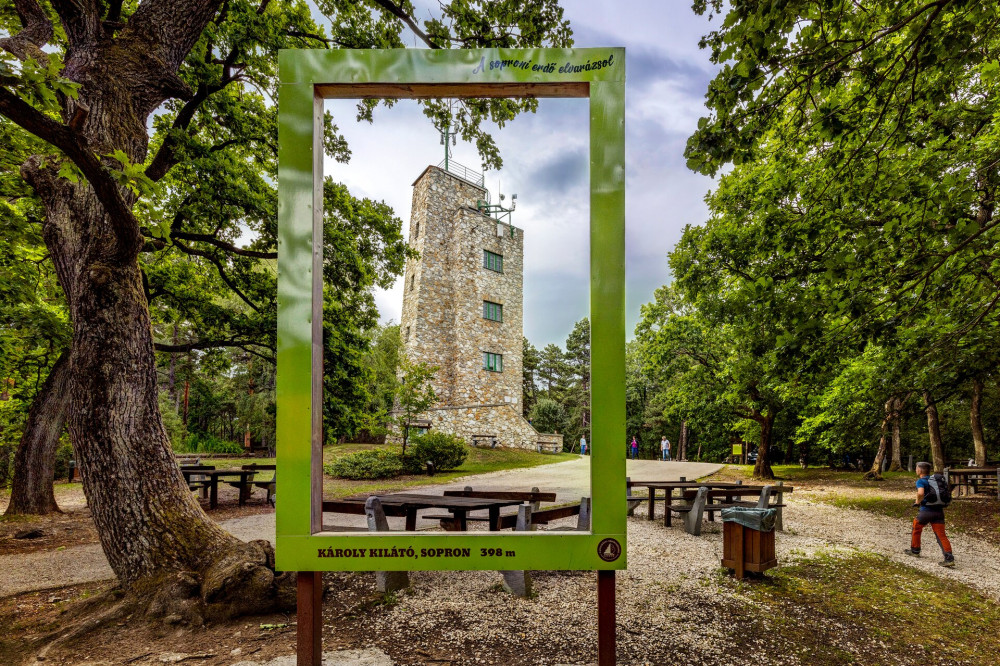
67;460;75;483
907;454;914;472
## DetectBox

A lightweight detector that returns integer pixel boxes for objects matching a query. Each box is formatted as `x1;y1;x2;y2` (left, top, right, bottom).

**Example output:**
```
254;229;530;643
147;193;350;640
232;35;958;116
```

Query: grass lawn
721;549;1000;664
320;442;576;498
709;464;1000;547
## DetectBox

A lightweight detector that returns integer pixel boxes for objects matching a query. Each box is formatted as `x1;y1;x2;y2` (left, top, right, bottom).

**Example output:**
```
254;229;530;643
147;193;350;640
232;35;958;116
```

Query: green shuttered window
483;250;503;272
483;352;503;372
483;301;503;322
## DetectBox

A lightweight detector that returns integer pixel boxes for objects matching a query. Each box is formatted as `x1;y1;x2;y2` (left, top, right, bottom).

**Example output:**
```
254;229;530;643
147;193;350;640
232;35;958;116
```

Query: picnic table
181;468;256;509
946;467;999;499
322;493;525;531
627;479;792;533
627;479;748;522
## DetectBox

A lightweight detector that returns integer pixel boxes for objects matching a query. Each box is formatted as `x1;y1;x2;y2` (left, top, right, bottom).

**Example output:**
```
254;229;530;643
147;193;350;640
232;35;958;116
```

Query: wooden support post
598;570;616;666
297;571;322;666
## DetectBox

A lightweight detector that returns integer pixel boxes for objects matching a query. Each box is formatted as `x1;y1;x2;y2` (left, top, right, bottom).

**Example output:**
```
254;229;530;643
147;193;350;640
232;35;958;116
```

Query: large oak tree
0;0;571;621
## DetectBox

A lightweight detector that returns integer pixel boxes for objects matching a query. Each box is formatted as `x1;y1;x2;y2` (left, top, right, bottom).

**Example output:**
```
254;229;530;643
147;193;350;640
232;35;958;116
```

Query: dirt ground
0;481;274;557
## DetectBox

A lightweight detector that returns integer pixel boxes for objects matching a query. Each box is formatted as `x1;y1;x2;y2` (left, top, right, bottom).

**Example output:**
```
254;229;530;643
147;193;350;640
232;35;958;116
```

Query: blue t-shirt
916;476;933;507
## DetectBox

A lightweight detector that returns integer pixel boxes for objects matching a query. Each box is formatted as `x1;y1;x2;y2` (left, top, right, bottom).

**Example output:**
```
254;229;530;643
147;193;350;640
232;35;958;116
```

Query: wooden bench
946;467;999;499
180;464;215;497
472;435;499;448
536;443;562;454
425;487;555;528
224;464;276;506
499;498;592;597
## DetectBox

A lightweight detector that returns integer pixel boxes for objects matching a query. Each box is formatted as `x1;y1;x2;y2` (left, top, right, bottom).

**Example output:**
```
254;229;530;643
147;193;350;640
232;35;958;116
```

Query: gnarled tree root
33;539;298;661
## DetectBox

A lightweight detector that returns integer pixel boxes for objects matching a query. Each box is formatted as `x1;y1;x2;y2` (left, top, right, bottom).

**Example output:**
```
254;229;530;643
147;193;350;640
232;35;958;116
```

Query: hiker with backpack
905;461;956;567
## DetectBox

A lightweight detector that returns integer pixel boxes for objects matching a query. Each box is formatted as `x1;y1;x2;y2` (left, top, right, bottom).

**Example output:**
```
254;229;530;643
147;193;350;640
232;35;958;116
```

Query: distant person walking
905;461;956;567
661;436;671;461
630;436;639;460
580;435;587;456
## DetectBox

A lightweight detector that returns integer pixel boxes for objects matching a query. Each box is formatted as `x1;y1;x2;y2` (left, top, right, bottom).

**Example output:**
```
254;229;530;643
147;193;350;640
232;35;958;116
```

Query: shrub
183;432;244;455
529;398;566;435
325;449;404;480
408;432;468;472
54;437;74;480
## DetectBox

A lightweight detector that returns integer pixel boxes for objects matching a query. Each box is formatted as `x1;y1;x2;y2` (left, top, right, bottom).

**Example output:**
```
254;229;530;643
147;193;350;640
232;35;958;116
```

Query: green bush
529;397;566;435
183;432;244;455
325;449;404;480
54;437;74;480
408;432;468;472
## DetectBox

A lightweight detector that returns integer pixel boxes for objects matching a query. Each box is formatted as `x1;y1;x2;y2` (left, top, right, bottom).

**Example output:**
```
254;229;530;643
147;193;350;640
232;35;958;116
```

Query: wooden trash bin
721;520;777;579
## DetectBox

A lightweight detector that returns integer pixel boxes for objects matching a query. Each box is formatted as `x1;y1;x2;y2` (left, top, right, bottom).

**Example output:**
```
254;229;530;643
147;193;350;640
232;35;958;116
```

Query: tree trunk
10;3;292;621
752;412;775;480
889;401;904;472
864;399;893;481
923;391;945;473
971;378;987;467
679;420;687;460
5;350;71;515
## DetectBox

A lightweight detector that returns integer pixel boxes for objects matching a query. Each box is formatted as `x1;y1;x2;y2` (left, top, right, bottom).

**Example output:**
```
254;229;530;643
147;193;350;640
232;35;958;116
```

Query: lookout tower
398;161;561;451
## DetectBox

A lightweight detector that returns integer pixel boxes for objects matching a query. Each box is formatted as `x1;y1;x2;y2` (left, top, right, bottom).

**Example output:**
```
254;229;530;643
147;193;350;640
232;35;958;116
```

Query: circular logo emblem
597;538;621;562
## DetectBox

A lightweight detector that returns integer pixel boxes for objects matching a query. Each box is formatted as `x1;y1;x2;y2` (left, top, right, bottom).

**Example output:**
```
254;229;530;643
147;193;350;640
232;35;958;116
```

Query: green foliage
393;356;438;455
621;1;1000;474
325;448;404;480
158;392;186;450
53;437;73;481
181;432;244;456
408;432;468;472
529;397;566;435
522;337;540;417
360;324;402;430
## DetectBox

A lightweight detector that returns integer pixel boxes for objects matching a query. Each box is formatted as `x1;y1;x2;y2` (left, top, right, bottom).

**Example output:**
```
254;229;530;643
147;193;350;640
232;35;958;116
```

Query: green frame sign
276;48;626;572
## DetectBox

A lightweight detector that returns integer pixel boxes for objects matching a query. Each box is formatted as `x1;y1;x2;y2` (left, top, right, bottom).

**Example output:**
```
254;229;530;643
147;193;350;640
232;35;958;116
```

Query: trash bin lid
721;506;777;532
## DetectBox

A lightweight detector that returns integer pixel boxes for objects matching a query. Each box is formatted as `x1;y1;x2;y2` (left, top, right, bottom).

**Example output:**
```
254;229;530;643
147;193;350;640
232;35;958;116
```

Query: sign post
277;47;626;665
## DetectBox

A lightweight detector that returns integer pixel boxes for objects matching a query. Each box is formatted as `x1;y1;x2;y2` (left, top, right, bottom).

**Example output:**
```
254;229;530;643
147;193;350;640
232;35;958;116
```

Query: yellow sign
732;443;743;456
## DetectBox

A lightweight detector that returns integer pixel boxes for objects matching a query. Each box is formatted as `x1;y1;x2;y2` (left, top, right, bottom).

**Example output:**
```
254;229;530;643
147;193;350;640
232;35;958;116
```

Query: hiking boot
904;548;920;557
939;558;956;568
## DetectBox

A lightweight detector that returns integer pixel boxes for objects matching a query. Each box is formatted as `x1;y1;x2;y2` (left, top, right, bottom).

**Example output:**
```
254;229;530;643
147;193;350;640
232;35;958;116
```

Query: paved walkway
0;458;720;598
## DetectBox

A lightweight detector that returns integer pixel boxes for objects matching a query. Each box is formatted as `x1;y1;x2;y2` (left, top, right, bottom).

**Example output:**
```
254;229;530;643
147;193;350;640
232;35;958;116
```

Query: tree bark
889;399;904;472
5;350;71;515
864;399;893;481
679;420;687;460
4;0;292;621
924;391;945;473
971;378;987;467
752;411;775;480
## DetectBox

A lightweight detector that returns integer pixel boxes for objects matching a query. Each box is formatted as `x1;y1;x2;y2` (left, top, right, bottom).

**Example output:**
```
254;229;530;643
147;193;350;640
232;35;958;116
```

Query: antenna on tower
437;100;457;172
477;186;518;235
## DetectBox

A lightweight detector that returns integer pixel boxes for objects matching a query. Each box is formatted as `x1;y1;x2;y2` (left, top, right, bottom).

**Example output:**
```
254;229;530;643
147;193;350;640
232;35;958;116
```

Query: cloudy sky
323;2;721;349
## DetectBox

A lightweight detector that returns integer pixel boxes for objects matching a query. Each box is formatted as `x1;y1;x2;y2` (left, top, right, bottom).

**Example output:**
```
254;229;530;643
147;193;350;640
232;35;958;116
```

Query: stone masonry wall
397;166;559;450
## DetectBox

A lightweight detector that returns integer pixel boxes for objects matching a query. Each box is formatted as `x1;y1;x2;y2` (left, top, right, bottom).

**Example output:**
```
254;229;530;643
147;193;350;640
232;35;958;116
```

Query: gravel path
355;496;1000;665
7;462;998;626
7;479;1000;664
0;459;717;597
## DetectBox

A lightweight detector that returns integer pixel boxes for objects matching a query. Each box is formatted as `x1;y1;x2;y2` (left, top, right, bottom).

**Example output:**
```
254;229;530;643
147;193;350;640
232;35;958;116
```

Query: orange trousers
911;513;952;556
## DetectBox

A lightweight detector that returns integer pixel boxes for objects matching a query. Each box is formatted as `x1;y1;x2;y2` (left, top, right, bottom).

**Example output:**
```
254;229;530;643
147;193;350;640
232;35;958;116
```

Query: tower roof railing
437;158;485;190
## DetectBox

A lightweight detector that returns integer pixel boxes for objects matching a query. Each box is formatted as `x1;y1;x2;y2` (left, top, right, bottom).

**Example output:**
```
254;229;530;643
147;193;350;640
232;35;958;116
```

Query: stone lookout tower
399;164;562;451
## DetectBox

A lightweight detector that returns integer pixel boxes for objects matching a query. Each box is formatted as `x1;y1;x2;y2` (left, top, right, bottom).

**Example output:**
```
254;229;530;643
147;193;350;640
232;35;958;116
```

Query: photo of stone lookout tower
398;159;563;452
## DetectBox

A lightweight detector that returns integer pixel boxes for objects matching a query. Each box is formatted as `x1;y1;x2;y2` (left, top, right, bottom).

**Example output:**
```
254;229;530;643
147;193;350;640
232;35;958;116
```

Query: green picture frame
276;47;626;572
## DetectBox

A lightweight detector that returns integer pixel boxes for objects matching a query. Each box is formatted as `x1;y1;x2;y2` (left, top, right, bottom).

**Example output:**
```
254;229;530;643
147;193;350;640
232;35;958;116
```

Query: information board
276;48;626;572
